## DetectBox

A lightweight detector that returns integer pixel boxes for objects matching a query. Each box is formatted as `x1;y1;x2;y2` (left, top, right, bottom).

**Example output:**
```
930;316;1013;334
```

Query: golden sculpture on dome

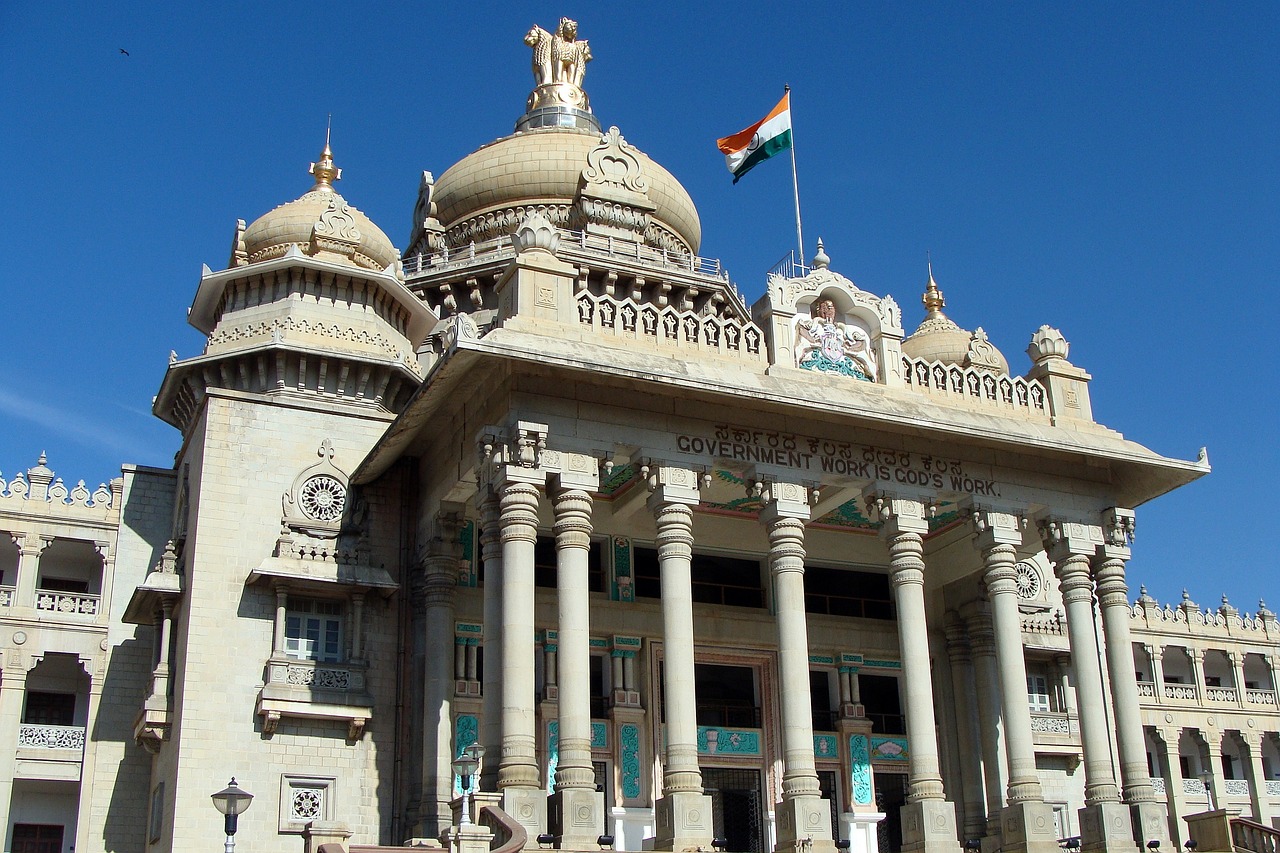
523;17;592;115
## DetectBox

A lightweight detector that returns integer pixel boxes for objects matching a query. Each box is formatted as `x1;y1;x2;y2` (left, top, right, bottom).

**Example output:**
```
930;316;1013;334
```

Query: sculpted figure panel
793;298;877;381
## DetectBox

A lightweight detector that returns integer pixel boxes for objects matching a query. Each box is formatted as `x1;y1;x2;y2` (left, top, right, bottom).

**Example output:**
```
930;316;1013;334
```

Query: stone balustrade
34;590;100;616
901;356;1049;417
0;586;12;609
17;723;86;751
1247;689;1278;706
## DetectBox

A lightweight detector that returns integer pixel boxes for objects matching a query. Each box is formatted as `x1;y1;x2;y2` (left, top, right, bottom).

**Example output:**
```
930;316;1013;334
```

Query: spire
922;257;946;317
309;120;341;191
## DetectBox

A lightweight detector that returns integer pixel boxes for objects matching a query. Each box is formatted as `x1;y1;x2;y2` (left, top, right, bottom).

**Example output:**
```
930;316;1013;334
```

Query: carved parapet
1025;325;1095;424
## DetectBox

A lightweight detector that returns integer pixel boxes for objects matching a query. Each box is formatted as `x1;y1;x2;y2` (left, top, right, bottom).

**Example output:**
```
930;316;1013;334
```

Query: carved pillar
1266;654;1280;695
1147;645;1166;705
1095;508;1167;849
1237;730;1268;823
971;509;1056;853
1188;649;1207;705
1041;519;1135;853
1153;728;1186;846
760;482;836;853
647;466;713;853
94;540;115;625
0;654;28;840
497;474;545;827
964;602;1009;836
421;510;463;838
549;458;604;847
866;489;961;853
12;534;47;609
1229;653;1248;710
479;491;504;793
272;583;289;656
943;612;988;842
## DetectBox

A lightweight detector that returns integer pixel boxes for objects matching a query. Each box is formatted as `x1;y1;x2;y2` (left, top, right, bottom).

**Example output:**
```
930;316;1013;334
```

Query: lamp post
1200;769;1216;811
452;744;485;827
211;777;254;853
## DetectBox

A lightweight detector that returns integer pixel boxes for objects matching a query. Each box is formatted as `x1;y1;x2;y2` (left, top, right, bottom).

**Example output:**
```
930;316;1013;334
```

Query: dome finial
309;117;341;191
811;238;830;269
923;254;946;316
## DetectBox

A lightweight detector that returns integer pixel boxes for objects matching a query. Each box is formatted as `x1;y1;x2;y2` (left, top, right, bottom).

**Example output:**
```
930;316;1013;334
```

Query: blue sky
1;2;1275;610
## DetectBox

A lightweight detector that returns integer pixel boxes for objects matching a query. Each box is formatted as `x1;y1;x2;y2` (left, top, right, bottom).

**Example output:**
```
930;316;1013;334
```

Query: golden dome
901;266;1009;374
432;125;702;255
241;141;398;272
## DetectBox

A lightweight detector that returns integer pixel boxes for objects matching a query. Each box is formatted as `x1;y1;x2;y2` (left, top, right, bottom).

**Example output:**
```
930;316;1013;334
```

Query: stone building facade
1;19;1276;853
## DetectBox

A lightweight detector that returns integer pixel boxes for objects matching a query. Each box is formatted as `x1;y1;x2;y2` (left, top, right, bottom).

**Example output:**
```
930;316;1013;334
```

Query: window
1180;756;1192;779
861;674;904;734
695;664;759;727
38;577;89;593
532;536;605;592
22;691;75;726
12;824;63;853
803;567;894;620
1027;675;1051;712
810;671;836;732
285;598;344;663
1205;676;1222;688
590;654;609;718
633;547;764;608
149;783;165;842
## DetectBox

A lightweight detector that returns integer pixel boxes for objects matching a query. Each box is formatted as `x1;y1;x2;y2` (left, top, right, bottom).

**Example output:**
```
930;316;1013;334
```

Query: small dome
433;125;702;254
241;141;397;272
901;266;1009;374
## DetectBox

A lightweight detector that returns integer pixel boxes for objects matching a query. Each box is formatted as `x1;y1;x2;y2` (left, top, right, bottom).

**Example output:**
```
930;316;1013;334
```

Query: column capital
546;451;601;493
965;503;1027;548
755;479;817;524
477;421;551;489
862;487;930;536
1101;507;1136;548
1145;643;1164;661
551;486;593;550
942;611;972;662
1037;517;1104;561
644;463;705;509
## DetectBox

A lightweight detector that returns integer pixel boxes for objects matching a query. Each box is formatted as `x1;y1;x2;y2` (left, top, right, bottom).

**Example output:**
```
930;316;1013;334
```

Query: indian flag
717;92;792;184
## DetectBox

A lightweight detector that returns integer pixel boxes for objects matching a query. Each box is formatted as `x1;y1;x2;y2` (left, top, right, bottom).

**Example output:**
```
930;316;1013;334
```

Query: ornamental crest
793;298;877;381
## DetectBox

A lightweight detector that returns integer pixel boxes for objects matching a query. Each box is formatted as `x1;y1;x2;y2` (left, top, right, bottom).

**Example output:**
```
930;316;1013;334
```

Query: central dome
432;125;702;255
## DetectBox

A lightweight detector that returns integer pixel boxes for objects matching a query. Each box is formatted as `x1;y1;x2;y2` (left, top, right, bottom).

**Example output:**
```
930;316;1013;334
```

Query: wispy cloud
0;385;158;462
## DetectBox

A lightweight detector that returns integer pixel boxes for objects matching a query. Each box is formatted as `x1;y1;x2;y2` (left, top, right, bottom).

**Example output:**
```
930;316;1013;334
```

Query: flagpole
785;84;805;266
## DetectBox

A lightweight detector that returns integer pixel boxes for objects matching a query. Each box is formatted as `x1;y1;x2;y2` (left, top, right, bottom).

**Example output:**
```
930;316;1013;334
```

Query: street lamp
452;744;485;827
1200;770;1216;811
211;777;254;853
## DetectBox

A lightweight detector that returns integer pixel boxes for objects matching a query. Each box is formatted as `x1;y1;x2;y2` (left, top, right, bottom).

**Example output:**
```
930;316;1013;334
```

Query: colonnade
414;425;1166;853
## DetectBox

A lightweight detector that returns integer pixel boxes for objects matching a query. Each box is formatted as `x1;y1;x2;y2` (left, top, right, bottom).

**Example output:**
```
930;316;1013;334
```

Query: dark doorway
13;824;64;853
875;772;907;853
704;767;763;853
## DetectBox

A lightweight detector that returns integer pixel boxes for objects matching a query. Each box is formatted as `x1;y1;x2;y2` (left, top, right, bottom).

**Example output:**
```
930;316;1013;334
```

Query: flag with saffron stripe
716;92;792;184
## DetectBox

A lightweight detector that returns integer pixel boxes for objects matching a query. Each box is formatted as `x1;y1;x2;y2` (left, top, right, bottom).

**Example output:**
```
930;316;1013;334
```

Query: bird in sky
119;48;129;56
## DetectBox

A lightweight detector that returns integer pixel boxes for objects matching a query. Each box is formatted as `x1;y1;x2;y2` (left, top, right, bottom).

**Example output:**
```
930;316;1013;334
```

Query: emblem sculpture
794;299;877;381
524;18;592;113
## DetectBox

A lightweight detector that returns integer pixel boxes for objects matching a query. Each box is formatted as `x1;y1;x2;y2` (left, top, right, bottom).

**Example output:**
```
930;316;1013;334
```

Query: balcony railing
1030;713;1072;734
1165;684;1198;700
1137;681;1156;698
1206;687;1239;703
34;590;99;616
1267;781;1280;797
18;724;85;751
0;585;12;608
1247;689;1278;706
1225;780;1250;797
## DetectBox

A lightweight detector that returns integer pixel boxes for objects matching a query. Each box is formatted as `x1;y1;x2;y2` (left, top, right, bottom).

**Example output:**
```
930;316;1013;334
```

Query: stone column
422;510;463;838
497;474;546;830
1040;519;1135;853
74;657;105;853
1266;654;1280;696
1238;731;1268;823
0;654;28;840
12;534;47;610
1229;653;1248;710
549;459;604;847
1095;509;1168;849
964;602;1009;838
1188;650;1207;705
760;482;837;853
943;612;988;842
647;465;713;852
866;490;961;853
971;510;1057;853
478;491;504;793
1147;645;1166;705
1153;728;1185;846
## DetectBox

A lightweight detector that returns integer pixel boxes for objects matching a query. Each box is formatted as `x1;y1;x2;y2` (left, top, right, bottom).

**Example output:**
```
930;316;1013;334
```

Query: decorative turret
902;263;1009;375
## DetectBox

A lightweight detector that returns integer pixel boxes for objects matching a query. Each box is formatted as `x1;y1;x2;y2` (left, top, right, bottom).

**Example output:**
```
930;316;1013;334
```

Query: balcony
0;585;12;609
257;657;373;739
1246;689;1278;707
15;724;85;782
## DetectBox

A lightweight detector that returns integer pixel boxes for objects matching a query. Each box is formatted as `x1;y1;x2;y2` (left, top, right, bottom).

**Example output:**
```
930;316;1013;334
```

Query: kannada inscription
675;425;1000;496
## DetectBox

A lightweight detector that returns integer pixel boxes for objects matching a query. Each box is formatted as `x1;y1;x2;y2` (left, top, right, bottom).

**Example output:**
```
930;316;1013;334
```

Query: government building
2;19;1277;853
